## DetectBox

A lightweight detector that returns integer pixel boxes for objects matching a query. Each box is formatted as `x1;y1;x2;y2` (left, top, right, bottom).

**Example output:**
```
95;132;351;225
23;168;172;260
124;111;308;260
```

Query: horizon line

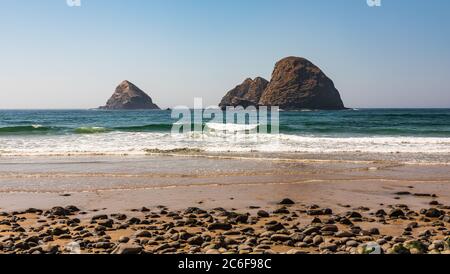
1;107;450;111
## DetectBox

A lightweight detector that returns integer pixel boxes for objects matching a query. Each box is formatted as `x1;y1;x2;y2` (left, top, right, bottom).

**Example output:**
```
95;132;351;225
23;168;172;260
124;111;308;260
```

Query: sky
0;0;449;109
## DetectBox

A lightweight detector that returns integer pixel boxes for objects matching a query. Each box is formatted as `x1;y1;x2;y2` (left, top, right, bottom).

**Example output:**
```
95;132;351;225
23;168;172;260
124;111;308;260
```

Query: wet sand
0;153;449;213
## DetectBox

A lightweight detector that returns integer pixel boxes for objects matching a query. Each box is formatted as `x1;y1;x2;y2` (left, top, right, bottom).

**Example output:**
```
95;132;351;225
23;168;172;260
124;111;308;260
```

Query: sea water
0;109;449;161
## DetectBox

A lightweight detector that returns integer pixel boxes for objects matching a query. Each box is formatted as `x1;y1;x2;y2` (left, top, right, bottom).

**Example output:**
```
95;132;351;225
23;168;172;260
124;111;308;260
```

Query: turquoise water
0;109;449;156
1;109;449;136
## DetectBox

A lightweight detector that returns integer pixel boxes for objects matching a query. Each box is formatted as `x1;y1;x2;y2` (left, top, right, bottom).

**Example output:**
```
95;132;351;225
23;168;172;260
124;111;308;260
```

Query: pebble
208;223;232;231
424;208;442;218
187;236;204;246
270;234;291;242
347;211;362;218
319;243;338;252
279;199;295;205
313;235;324;245
335;231;355;238
134;230;152;238
91;214;108;221
257;210;270;218
321;224;339;232
346;240;359;247
48;207;69;217
369;228;380;235
389;209;405;218
265;222;285;232
118;236;130;243
273;207;290;214
112;244;142;254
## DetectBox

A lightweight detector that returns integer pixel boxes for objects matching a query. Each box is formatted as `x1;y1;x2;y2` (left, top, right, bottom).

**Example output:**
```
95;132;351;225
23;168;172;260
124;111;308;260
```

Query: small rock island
220;57;346;110
219;77;269;109
100;80;160;110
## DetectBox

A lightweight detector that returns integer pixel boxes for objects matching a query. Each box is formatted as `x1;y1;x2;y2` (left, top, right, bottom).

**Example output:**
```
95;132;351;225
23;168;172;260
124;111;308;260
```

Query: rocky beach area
1;196;449;254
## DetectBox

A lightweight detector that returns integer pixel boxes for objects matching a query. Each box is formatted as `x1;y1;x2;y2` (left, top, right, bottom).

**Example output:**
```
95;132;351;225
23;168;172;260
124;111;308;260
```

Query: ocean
0;109;449;161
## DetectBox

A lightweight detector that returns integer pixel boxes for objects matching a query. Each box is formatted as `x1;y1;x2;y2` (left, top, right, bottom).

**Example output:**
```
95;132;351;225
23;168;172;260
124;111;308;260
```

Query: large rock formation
219;77;269;109
219;57;346;110
259;57;345;110
100;80;160;110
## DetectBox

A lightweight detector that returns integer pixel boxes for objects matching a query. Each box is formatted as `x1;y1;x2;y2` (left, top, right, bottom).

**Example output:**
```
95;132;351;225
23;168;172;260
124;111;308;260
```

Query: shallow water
0;154;448;193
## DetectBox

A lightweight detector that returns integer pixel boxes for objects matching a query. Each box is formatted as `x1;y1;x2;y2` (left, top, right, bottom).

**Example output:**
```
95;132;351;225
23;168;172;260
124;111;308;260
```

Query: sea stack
219;57;346;110
219;77;269;109
260;57;345;110
100;80;160;110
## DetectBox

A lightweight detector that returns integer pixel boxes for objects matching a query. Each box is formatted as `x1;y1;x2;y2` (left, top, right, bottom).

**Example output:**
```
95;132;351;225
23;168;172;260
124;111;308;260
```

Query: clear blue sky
0;0;449;109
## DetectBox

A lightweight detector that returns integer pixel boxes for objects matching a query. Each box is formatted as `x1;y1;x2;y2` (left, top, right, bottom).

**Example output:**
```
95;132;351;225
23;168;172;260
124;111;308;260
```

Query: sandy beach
0;153;449;254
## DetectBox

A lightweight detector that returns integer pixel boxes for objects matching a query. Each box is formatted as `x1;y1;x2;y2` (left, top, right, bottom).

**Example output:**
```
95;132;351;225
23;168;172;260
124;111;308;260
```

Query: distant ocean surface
0;109;450;158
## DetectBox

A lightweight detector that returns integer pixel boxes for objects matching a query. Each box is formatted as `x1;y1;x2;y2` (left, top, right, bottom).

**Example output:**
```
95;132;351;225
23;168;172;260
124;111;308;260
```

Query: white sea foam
205;122;259;132
0;131;450;157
